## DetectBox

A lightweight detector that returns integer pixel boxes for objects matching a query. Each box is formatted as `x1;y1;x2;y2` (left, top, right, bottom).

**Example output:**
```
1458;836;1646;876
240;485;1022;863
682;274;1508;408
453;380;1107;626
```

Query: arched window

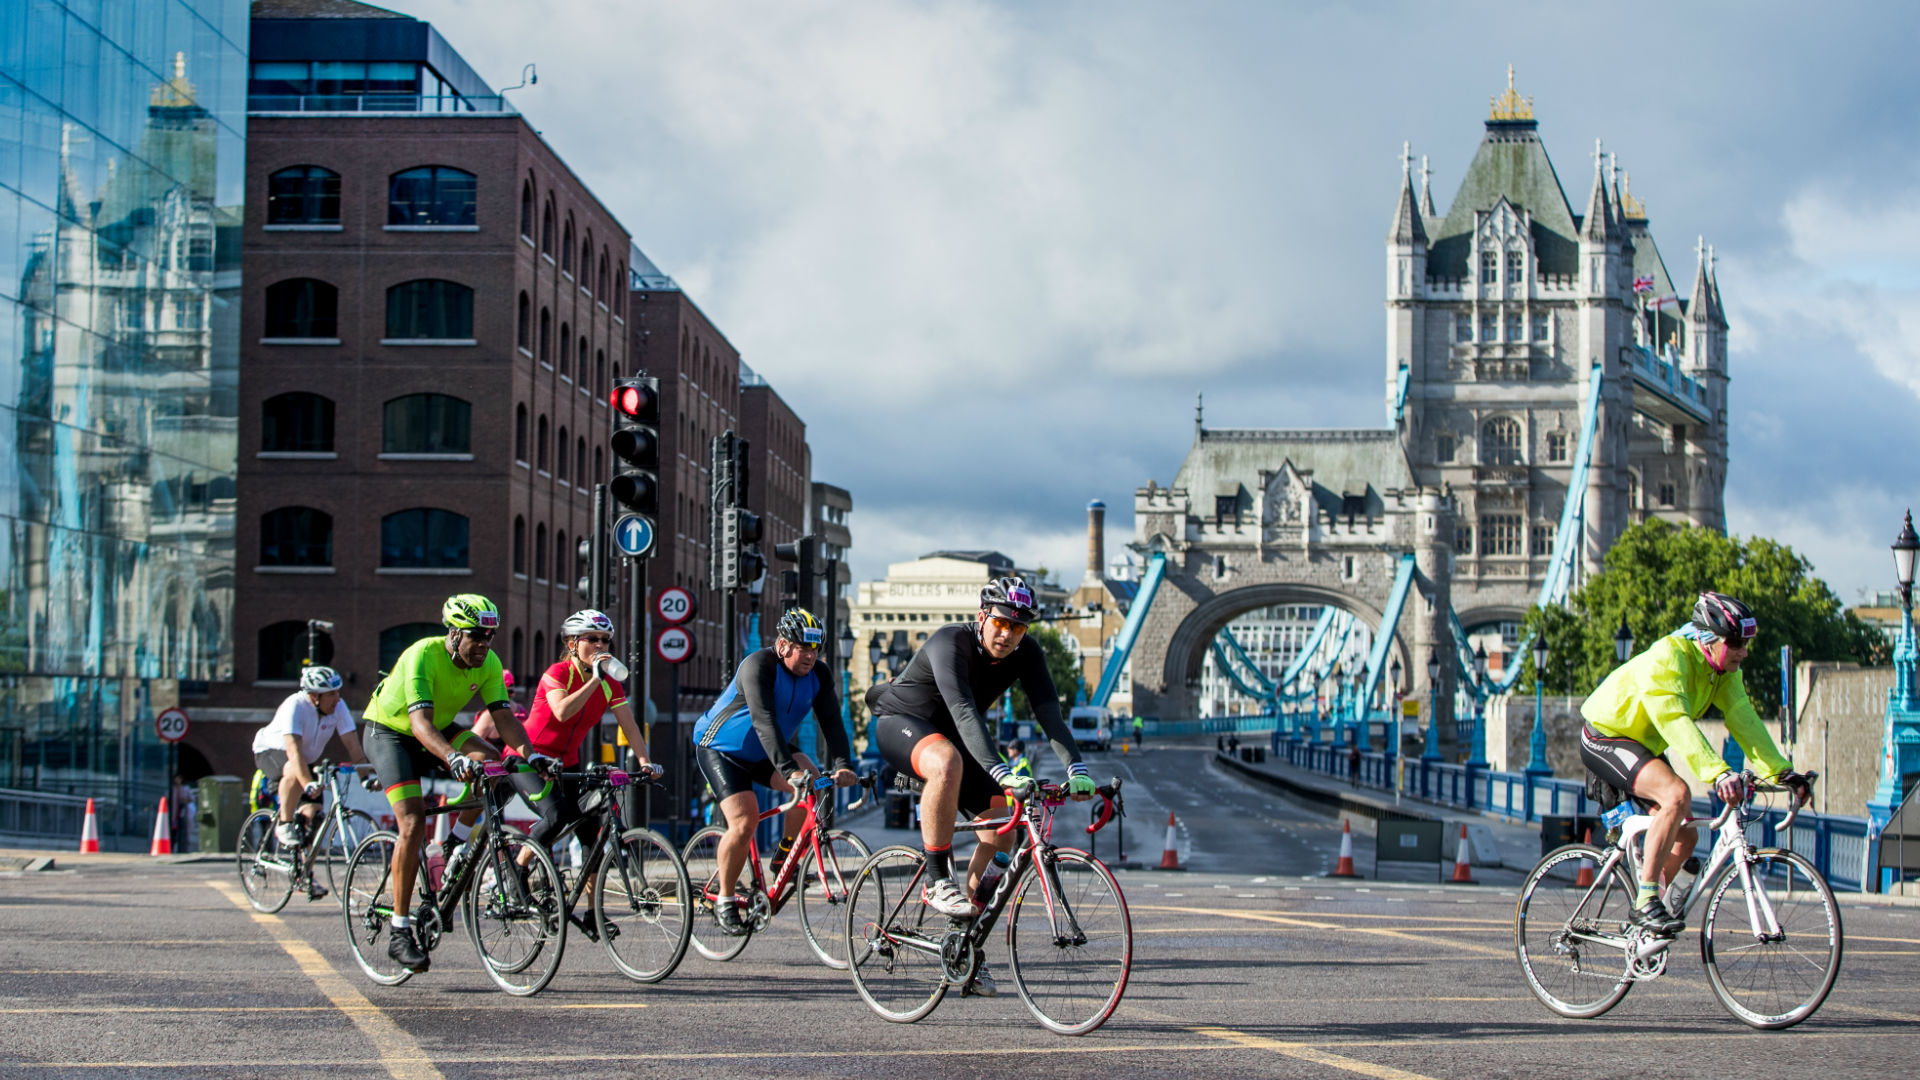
597;251;609;298
538;307;551;363
383;393;471;454
536;414;549;472
385;279;473;340
540;198;555;256
264;278;338;338
1505;248;1524;286
592;446;603;487
534;631;546;666
534;523;548;582
555;530;568;584
511;629;524;679
561;216;575;274
1480;416;1523;466
268;166;340;225
513;515;526;575
594;349;606;397
577;337;587;384
380;508;469;568
379;623;443;672
615;263;625;315
262;391;334;452
558;321;570;376
514;403;528;463
259;619;331;681
260;506;332;566
579;235;592;285
519;178;534;238
575;437;586;487
555;424;569;481
388;166;476;226
516;291;531;351
1480;250;1498;286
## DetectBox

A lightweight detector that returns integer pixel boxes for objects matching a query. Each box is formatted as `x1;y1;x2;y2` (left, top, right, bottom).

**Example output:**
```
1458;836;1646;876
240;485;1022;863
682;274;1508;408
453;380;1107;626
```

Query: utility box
1540;814;1605;857
885;793;913;831
1375;818;1443;880
195;775;247;853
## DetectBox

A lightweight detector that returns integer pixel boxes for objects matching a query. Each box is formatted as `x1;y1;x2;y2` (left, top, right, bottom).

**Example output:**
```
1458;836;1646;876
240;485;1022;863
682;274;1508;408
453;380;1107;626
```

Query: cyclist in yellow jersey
1579;592;1811;936
360;594;550;972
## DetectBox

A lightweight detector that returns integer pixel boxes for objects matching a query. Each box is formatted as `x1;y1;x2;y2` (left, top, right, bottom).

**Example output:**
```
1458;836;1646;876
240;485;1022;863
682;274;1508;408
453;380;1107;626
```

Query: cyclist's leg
956;767;1014;895
510;767;571;851
444;727;490;832
1631;757;1695;888
782;750;819;842
256;749;296;826
364;725;437;919
875;715;970;884
695;747;768;901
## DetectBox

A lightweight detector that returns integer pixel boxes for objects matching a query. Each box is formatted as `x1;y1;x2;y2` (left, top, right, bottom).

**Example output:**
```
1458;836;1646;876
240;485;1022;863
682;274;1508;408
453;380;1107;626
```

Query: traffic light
609;377;660;515
773;534;817;612
720;507;765;589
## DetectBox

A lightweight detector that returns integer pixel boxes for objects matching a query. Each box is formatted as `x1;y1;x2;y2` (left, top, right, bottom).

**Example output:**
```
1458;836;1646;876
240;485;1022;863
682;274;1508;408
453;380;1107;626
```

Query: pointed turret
1706;244;1728;328
1418;154;1437;221
1388;142;1427;246
1688;236;1713;322
1581;140;1614;243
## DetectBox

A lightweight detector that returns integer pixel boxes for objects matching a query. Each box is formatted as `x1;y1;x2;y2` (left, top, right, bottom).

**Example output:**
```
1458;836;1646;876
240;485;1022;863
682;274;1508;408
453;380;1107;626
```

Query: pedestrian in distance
1348;743;1361;787
1132;715;1145;750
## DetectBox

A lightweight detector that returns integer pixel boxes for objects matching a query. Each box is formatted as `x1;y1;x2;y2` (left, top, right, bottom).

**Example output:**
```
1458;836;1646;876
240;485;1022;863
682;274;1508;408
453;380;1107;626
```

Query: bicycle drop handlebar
1703;770;1817;832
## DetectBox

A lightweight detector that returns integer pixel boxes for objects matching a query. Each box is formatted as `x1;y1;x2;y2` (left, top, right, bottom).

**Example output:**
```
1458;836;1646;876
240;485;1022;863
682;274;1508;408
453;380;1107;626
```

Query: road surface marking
206;879;444;1080
1133;903;1511;955
1189;1026;1442;1080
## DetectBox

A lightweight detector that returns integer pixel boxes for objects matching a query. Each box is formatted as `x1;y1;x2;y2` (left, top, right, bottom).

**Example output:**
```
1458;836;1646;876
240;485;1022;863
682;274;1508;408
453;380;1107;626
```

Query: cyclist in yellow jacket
1579;592;1811;936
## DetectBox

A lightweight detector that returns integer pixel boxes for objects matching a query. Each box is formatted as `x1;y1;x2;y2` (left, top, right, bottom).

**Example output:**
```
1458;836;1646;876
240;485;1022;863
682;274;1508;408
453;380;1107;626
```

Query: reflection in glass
261;391;333;452
387;166;475;226
260;506;332;567
383;393;470;454
266;165;340;224
385;279;472;339
259;619;332;681
263;277;337;338
380;509;469;569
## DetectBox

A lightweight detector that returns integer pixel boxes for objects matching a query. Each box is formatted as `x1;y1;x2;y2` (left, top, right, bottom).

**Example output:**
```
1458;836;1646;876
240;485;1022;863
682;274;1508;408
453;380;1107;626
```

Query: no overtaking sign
655;625;696;665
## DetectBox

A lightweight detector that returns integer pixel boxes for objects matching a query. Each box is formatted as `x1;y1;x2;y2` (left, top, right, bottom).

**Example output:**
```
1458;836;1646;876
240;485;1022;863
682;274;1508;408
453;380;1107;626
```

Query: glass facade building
0;1;247;838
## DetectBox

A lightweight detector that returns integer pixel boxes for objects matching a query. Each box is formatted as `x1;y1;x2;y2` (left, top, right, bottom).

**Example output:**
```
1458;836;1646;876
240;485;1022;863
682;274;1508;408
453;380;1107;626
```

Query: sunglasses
986;614;1030;632
461;628;496;642
576;634;612;645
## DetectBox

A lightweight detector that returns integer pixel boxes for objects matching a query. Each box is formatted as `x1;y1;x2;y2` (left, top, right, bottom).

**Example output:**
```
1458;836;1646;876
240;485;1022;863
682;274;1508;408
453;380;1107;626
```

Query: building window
561;217;575;275
1532;312;1550;342
598;251;610;298
555;425;570;481
386;279;473;339
1546;431;1567;462
383;393;471;454
379;623;443;672
262;392;334;452
1436;433;1455;463
1531;522;1556;556
520;179;534;239
260;507;332;566
388;166;476;226
592;446;603;487
1455;313;1471;342
535;523;548;582
511;629;524;677
595;349;606;396
1480;514;1523;556
1455;524;1474;554
1480;417;1523;466
260;620;331;681
534;631;546;666
515;404;528;463
577;338;588;383
541;199;555;256
1506;250;1523;286
555;530;568;583
536;415;549;472
580;238;593;286
539;308;551;363
1481;250;1498;286
575;437;586;486
513;515;526;575
1658;483;1676;507
264;278;338;338
615;263;626;316
1213;495;1239;527
380;508;469;568
1507;312;1524;342
267;166;340;225
517;292;531;351
1479;312;1497;342
1628;472;1641;509
558;322;571;376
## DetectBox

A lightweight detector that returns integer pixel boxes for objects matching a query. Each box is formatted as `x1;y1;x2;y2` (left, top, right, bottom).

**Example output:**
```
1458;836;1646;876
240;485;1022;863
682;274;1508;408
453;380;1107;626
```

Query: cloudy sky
402;0;1919;599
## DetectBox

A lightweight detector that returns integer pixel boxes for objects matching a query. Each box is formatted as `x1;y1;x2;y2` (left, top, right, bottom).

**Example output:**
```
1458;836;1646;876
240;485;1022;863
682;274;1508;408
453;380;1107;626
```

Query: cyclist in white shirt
251;666;370;891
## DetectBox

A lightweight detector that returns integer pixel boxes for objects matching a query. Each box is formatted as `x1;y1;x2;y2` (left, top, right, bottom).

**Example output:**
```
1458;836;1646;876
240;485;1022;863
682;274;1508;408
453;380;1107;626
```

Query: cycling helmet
299;665;343;693
776;608;824;648
980;576;1038;624
561;609;614;638
442;593;500;631
1691;591;1758;643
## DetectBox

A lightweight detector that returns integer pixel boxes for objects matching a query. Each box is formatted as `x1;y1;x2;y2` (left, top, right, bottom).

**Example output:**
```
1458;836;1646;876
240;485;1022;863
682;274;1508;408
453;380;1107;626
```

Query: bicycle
1515;771;1842;1029
342;758;568;996
683;773;876;969
843;776;1131;1036
235;760;380;913
540;764;694;983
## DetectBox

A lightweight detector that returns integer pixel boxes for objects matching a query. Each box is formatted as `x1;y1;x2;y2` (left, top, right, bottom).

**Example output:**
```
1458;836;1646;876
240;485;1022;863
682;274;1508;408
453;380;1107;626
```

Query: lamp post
1388;656;1403;755
1525;633;1552;776
1613;617;1635;667
1422;649;1441;762
1466;641;1489;768
838;622;857;762
1355;667;1372;752
1869;512;1920;882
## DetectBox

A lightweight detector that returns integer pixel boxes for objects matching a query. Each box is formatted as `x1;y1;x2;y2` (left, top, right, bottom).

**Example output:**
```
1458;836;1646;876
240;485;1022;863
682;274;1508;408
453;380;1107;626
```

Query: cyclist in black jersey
867;576;1092;994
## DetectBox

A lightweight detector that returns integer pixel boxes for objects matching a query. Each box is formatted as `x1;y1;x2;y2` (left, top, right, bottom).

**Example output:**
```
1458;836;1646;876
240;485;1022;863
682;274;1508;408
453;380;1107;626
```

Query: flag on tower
1632;275;1655;293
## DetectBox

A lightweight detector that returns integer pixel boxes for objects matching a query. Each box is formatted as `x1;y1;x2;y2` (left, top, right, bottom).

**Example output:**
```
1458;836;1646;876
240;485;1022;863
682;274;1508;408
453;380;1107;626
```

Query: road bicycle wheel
1514;843;1635;1019
342;831;414;986
1700;848;1842;1029
845;845;950;1024
1005;847;1132;1035
464;829;568;996
595;827;693;983
236;809;294;914
797;827;872;969
315;809;379;908
683;824;752;961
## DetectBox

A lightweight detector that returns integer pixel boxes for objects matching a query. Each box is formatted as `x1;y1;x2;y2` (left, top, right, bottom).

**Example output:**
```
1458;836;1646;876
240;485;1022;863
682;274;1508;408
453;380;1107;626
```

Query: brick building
739;363;811;647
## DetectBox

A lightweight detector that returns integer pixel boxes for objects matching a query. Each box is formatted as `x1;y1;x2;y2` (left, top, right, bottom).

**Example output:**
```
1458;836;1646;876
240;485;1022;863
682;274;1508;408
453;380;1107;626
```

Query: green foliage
1011;624;1080;720
1518;520;1883;714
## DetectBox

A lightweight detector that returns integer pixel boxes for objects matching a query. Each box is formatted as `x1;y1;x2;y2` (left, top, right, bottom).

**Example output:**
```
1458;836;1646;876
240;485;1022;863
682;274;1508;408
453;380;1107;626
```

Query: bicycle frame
707;776;871;918
252;761;363;879
550;768;658;928
394;760;533;933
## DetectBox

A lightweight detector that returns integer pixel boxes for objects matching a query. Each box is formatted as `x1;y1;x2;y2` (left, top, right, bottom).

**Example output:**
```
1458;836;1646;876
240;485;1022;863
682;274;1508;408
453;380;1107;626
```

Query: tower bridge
1098;73;1732;750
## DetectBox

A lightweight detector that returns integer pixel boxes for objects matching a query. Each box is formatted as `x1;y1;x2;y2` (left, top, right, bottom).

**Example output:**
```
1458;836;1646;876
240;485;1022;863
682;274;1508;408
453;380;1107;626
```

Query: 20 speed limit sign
155;707;190;743
655;625;697;664
655;586;696;625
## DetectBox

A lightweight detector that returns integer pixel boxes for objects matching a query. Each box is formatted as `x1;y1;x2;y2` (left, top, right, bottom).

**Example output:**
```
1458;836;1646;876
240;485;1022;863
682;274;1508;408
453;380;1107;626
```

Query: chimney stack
1086;499;1106;581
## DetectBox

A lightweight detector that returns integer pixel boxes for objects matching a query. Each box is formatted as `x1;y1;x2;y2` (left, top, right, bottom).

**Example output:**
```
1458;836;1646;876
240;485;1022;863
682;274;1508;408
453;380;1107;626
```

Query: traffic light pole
623;552;647;830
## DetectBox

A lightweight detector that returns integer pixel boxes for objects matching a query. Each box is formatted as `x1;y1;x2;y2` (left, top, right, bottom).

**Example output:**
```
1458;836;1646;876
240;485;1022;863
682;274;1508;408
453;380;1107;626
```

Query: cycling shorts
873;713;1005;819
363;721;478;806
1579;723;1668;803
695;744;799;801
252;751;325;804
509;769;596;850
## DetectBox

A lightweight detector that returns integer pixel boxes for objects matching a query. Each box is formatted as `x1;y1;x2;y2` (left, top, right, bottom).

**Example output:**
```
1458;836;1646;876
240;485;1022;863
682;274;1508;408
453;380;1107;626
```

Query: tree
1518;519;1883;715
1011;624;1081;720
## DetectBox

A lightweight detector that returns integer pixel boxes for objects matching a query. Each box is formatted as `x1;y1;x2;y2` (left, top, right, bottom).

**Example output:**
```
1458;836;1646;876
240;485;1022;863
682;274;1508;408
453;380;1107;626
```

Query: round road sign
655;625;696;664
613;514;656;558
155;707;190;743
655;586;696;625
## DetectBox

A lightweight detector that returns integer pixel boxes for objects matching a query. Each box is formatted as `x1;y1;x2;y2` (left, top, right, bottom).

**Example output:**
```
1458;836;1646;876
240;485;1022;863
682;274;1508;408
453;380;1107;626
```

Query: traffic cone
1331;818;1359;877
79;798;99;853
1159;812;1182;870
1450;824;1474;884
1574;827;1595;887
149;797;173;856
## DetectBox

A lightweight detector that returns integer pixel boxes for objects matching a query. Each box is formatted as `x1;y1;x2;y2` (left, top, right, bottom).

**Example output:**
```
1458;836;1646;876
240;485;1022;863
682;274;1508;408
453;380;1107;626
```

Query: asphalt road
5;745;1918;1078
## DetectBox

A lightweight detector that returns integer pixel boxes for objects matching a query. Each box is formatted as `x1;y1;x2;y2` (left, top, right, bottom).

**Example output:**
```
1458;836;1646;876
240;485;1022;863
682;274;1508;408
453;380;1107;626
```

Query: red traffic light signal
611;382;657;421
610;376;661;516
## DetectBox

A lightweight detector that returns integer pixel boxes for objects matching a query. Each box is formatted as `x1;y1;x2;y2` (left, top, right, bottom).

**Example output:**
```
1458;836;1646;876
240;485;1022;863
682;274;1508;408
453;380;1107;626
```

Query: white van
1067;706;1112;752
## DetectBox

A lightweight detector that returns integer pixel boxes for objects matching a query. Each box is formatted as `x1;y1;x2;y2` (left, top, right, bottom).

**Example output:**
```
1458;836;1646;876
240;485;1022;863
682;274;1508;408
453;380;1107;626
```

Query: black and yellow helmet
442;593;500;631
776;608;823;648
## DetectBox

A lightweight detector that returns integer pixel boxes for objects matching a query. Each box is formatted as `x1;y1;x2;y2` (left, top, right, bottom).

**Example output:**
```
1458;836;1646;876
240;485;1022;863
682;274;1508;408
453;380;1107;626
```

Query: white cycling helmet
300;665;343;693
561;609;615;638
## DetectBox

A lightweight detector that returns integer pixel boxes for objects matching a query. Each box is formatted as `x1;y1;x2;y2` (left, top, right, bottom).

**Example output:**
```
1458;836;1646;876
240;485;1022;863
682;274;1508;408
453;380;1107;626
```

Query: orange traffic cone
150;797;173;856
1159;812;1182;870
1450;824;1474;884
79;798;99;853
1331;818;1359;877
1574;828;1595;887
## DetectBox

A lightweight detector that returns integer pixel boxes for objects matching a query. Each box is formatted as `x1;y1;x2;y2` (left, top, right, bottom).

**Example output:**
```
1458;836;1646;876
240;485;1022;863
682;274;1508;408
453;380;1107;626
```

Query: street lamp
1388;655;1403;756
1613;617;1635;666
1526;633;1552;776
1354;666;1371;752
1892;510;1919;705
1422;649;1441;762
1467;641;1489;768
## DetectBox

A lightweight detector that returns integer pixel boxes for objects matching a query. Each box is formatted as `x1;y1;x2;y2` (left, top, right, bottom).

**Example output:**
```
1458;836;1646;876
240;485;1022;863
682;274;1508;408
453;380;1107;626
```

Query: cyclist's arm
928;645;1008;780
738;651;802;776
1020;653;1087;780
809;675;854;774
408;706;459;761
336;728;370;768
1642;684;1730;784
547;666;601;722
481;702;532;759
608;701;651;768
281;732;315;787
1714;673;1792;780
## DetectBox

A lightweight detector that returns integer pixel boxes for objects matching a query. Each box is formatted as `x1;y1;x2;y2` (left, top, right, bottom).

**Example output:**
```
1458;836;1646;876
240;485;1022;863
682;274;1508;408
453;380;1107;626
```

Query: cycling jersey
1581;630;1792;784
252;691;356;759
695;649;852;776
508;658;628;767
365;635;509;735
865;622;1083;784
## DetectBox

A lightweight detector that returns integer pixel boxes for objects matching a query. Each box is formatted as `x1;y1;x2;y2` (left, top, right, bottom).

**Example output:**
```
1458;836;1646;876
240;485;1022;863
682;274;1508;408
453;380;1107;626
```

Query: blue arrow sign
613;514;656;558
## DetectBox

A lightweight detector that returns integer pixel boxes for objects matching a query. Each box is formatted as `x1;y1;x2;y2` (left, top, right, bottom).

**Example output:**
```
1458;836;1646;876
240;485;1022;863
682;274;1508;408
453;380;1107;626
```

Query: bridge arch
1164;581;1413;704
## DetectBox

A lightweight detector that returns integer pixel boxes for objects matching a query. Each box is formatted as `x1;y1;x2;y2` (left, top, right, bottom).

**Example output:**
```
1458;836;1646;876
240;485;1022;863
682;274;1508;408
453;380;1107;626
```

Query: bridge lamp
1893;510;1919;613
1613;617;1635;665
1389;656;1402;698
1531;633;1550;679
1425;650;1439;684
1472;642;1488;683
868;632;884;669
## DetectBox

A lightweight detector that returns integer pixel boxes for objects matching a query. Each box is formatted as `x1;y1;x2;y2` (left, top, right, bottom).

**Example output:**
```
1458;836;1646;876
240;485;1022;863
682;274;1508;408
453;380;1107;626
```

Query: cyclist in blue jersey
694;608;858;936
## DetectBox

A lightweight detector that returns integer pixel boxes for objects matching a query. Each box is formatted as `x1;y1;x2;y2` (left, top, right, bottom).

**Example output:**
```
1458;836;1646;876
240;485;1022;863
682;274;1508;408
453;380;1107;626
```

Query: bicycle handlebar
1706;770;1817;832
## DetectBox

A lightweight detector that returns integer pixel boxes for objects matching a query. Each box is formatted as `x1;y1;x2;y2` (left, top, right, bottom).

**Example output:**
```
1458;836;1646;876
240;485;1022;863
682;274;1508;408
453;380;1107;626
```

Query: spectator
1347;743;1361;787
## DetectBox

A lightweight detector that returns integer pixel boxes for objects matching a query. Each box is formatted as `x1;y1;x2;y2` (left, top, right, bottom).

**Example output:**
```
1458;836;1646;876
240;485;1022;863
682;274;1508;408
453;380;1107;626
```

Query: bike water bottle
1666;856;1701;912
975;850;1011;905
425;839;447;891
